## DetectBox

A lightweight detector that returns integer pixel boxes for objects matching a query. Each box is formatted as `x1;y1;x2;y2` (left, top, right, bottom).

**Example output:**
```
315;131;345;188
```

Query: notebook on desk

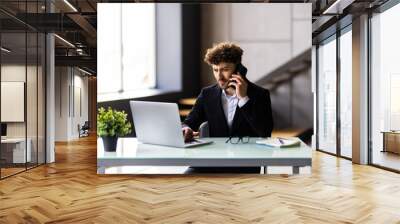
256;137;301;148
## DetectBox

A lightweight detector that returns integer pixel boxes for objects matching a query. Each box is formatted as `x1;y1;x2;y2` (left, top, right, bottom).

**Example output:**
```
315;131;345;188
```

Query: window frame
315;22;353;161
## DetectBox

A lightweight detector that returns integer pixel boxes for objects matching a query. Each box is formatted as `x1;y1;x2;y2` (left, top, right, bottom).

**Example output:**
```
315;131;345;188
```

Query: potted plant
97;107;132;152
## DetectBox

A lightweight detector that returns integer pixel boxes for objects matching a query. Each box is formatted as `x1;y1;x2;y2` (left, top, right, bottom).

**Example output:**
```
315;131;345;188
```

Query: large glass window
317;36;337;154
98;3;156;95
371;3;400;171
339;28;352;158
0;1;46;179
1;31;28;178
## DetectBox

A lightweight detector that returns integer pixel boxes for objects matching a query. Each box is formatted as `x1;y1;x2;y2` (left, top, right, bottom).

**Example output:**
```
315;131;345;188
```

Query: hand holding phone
227;63;247;90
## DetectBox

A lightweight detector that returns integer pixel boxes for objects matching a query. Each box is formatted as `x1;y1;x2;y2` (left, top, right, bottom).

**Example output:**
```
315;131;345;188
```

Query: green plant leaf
97;107;132;137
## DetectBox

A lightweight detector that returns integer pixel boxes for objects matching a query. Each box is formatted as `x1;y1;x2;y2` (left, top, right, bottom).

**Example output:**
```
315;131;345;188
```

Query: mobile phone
228;63;247;89
235;63;247;76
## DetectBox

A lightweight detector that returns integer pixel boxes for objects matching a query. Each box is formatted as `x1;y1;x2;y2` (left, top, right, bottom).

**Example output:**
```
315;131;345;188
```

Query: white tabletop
1;138;27;143
97;138;312;168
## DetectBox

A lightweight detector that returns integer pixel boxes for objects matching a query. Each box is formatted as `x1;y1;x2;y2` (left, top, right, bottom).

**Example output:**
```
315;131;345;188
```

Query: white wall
1;63;46;163
1;82;24;123
1;65;40;137
55;66;68;141
1;65;26;146
72;73;89;138
55;67;89;141
200;3;311;86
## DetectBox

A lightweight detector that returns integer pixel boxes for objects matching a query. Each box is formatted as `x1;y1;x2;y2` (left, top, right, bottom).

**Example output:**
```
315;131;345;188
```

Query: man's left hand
230;74;248;99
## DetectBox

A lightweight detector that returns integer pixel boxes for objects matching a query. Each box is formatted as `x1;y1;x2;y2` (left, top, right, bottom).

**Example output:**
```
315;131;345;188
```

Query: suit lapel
231;82;254;136
230;105;242;136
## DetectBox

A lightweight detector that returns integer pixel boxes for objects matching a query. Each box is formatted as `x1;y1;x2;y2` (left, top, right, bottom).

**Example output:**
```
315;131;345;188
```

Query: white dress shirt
221;90;249;129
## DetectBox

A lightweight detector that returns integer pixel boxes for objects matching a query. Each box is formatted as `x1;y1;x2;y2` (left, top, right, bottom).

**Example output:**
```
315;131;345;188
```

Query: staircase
178;98;196;120
255;48;313;143
255;49;311;91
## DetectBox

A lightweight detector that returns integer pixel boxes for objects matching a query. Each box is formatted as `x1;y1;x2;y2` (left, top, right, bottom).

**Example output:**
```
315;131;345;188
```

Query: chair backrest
82;121;90;129
199;121;209;138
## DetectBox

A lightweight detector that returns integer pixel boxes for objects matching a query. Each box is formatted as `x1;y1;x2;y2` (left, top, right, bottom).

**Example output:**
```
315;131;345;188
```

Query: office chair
199;121;209;138
79;121;90;138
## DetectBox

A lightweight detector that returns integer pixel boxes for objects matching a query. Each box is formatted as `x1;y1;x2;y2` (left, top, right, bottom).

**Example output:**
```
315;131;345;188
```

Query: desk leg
97;166;106;174
382;133;386;152
263;166;268;175
292;166;300;175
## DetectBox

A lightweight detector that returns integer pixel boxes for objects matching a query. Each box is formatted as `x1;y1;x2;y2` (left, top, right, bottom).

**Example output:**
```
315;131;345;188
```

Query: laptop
130;101;213;148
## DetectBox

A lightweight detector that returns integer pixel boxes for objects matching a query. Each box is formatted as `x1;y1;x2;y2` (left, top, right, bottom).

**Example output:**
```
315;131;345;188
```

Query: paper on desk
256;138;301;148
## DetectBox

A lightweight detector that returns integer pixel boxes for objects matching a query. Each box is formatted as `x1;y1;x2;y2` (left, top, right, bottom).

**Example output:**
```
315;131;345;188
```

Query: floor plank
1;135;400;223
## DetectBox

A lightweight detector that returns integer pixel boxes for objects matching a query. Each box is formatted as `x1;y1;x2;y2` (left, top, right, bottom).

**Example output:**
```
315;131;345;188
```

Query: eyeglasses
225;136;250;144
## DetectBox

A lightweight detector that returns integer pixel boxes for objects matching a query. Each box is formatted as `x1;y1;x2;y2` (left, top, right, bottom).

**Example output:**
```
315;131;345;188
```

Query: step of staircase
178;98;196;119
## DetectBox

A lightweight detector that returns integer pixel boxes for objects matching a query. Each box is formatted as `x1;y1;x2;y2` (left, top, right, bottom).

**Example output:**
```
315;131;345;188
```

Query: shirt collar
222;89;237;99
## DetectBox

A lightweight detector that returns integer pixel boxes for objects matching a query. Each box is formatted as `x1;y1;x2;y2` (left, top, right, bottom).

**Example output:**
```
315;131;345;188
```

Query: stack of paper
256;137;301;148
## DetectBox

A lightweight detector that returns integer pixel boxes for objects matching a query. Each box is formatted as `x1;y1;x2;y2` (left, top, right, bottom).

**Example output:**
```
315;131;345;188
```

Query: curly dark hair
204;42;243;65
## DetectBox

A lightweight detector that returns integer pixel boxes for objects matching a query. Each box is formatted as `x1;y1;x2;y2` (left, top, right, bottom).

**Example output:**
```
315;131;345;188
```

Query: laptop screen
1;123;7;137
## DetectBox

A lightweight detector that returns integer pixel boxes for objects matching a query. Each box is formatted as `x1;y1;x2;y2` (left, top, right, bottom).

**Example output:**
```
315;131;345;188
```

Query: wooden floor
0;167;26;178
373;151;400;171
1;135;400;223
1;163;45;178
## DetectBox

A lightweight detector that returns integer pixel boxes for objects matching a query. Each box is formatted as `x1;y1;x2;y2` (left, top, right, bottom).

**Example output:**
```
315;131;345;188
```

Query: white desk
97;138;312;174
1;138;31;163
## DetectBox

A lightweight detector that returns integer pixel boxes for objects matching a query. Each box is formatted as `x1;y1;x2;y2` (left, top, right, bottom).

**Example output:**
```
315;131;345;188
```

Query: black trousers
184;167;261;174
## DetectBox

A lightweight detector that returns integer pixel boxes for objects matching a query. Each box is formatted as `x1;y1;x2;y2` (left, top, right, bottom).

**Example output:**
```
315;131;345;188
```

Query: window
0;1;46;179
98;3;156;95
317;36;337;154
370;2;400;171
339;28;352;158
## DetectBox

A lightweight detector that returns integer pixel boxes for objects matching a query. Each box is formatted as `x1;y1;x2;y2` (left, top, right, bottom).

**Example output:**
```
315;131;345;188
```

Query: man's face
212;62;236;89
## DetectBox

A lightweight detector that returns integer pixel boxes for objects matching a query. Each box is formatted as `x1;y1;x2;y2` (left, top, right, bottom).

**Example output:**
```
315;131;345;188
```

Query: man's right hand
182;127;199;142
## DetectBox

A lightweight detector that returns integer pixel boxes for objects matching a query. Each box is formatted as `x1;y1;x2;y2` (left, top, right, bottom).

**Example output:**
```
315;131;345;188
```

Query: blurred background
96;3;313;143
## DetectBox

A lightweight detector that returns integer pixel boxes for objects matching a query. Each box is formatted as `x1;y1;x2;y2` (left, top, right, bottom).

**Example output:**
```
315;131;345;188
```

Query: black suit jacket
183;82;273;137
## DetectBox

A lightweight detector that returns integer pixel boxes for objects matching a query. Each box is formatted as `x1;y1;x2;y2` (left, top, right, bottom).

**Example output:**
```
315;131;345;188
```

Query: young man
182;42;273;141
182;42;274;174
